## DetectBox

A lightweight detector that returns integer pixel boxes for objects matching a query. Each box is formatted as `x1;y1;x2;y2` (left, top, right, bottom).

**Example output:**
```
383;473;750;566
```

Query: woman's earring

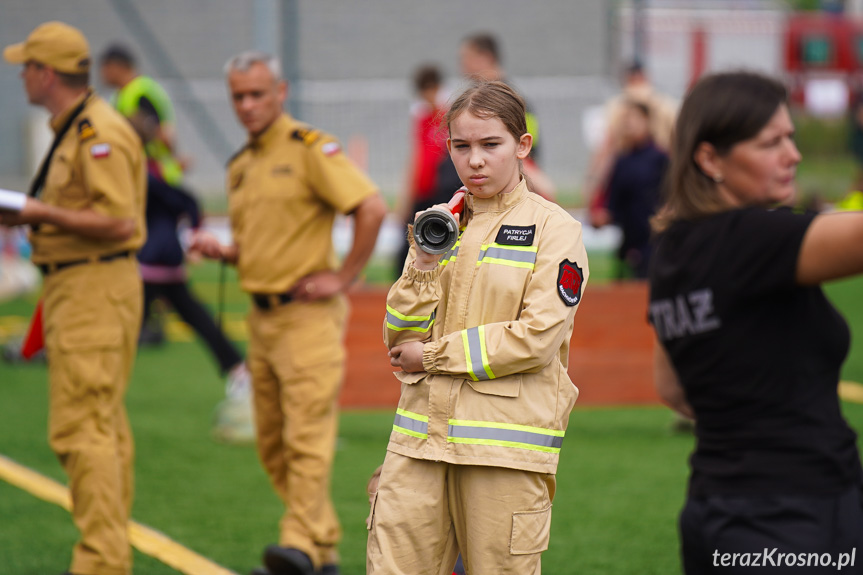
712;174;724;184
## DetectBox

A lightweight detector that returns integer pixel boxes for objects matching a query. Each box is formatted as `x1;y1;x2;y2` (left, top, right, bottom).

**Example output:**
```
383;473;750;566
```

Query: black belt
38;250;134;276
252;292;294;310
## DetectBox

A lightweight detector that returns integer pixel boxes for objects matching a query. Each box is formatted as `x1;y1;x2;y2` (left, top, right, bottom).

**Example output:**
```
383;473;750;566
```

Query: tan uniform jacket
227;113;377;294
384;180;589;474
31;90;146;264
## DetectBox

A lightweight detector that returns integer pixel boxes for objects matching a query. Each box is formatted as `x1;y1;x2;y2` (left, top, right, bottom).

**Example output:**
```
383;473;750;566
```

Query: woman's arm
797;211;863;285
653;338;695;419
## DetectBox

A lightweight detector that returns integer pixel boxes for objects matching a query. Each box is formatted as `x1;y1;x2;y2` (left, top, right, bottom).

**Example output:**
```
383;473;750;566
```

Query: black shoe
250;568;271;575
263;545;314;575
138;323;166;347
319;565;339;575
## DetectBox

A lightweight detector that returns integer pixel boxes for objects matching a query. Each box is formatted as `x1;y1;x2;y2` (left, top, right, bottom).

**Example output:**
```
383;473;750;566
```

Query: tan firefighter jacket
384;179;589;474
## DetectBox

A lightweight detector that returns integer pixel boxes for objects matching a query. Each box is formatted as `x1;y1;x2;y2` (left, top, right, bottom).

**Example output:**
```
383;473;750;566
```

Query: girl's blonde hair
443;80;530;196
444;80;527;144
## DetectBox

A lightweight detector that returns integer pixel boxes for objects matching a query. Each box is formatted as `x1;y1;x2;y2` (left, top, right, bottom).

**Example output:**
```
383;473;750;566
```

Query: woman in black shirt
650;71;863;574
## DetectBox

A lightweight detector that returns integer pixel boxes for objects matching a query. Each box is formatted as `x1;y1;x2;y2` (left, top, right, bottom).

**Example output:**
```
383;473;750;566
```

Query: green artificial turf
1;265;863;574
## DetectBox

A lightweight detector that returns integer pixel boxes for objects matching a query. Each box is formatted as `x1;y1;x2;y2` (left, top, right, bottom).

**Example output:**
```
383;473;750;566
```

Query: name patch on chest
495;225;536;246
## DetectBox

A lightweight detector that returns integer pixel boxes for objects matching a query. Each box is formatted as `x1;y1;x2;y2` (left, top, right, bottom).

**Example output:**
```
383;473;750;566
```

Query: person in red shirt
393;64;450;278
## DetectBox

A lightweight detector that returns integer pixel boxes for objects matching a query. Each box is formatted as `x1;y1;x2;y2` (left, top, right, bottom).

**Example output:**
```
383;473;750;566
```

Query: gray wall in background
0;0;614;199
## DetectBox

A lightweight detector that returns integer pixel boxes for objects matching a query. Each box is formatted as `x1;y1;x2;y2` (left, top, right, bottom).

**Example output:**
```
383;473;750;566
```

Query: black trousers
143;281;243;375
680;486;863;574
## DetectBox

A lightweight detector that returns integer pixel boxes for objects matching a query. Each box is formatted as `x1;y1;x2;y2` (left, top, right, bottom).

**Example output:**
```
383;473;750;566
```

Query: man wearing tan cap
0;21;146;575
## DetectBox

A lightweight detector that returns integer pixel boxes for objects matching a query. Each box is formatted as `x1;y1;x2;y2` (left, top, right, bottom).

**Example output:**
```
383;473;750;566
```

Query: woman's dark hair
653;71;788;231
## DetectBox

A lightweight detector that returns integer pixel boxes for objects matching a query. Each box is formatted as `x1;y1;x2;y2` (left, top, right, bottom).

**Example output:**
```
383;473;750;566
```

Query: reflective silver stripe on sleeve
385;306;435;333
464;326;494;381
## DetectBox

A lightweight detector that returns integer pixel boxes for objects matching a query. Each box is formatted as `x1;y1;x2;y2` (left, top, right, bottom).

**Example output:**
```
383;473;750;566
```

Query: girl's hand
388;341;426;372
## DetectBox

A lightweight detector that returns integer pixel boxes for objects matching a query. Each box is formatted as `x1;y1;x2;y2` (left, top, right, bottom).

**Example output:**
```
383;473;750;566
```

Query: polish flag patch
321;141;341;157
90;143;111;159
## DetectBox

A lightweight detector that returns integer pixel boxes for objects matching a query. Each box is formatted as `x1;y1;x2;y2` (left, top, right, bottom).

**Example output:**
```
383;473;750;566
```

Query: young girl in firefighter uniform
367;81;589;574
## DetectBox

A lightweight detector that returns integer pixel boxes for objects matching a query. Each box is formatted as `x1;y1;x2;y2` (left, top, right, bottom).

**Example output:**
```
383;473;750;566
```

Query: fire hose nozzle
412;188;467;254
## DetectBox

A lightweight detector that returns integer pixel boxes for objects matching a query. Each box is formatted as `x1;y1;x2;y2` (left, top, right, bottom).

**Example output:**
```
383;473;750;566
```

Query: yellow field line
839;381;863;404
0;454;238;575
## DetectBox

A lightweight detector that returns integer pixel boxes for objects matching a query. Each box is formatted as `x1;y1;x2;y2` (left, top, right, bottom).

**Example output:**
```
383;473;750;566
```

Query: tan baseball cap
3;21;90;74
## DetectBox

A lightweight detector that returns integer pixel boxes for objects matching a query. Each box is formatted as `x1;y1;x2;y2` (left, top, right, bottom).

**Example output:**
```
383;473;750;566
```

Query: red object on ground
21;300;44;359
340;283;658;409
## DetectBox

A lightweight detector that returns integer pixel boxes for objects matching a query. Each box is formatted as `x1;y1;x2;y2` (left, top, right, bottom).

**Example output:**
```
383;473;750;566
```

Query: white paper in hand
0;189;26;212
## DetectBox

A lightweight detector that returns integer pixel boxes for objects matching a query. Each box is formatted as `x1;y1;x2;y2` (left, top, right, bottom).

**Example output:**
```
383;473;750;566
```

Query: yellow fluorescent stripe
396;408;428;422
447;437;561;453
480;243;538;253
385;305;433;322
393;426;428;440
385;320;434;333
476;258;535;270
0;454;239;575
448;419;566;437
477;325;495;380
462;330;479;381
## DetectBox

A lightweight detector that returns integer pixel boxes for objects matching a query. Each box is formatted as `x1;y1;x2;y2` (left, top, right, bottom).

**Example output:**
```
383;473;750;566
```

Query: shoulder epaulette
77;118;97;142
291;126;322;147
225;144;250;167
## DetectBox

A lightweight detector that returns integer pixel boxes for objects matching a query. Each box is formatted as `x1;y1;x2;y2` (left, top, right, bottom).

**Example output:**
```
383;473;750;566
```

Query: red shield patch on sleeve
557;259;583;306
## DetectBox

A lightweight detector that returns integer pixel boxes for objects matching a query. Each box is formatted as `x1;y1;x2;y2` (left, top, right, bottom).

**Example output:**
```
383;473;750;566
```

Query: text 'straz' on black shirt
648;206;862;497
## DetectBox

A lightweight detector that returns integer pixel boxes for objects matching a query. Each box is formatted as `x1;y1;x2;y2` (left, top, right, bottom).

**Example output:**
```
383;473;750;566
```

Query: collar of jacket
466;177;527;214
49;88;93;133
248;113;292;151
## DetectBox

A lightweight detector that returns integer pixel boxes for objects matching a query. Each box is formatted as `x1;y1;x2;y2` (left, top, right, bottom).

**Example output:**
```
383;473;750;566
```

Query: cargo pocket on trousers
58;326;123;352
510;504;552;555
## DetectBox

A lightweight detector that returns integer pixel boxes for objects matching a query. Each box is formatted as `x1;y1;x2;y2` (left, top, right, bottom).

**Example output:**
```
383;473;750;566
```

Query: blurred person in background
838;89;863;211
192;50;386;575
392;63;450;278
586;62;676;228
99;44;253;444
650;71;863;574
605;100;668;279
1;21;146;575
369;80;588;575
459;32;556;200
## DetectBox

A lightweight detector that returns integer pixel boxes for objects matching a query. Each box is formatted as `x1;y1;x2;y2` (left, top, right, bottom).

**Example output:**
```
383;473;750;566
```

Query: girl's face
447;111;532;199
709;104;802;208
